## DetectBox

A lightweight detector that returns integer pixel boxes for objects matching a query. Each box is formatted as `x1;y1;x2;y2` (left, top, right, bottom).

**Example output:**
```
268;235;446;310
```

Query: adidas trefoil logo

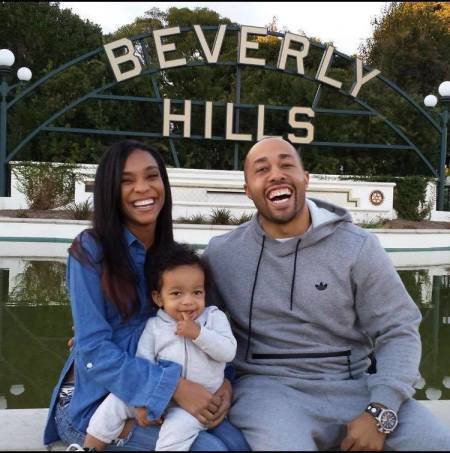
315;282;328;291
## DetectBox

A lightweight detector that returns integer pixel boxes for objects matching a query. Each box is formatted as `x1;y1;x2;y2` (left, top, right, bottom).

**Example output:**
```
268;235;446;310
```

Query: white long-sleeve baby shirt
136;306;237;394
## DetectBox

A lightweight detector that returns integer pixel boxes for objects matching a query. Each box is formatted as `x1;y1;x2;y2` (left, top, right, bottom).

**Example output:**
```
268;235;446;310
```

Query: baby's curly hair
145;242;210;295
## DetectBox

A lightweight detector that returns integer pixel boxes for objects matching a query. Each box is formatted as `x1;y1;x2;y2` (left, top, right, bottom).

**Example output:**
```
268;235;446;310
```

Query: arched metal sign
0;24;447;207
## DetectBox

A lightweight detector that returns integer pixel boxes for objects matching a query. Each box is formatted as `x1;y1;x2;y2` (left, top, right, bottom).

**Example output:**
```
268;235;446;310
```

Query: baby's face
152;264;206;321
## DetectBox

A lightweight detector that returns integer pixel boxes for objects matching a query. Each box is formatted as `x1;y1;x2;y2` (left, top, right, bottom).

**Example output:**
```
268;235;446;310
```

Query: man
203;137;450;451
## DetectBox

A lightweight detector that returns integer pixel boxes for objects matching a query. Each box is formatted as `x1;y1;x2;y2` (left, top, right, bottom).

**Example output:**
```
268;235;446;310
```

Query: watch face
380;410;398;431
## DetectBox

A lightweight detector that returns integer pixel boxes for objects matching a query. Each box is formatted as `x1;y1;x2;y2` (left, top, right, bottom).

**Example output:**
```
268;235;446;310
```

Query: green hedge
391;176;432;221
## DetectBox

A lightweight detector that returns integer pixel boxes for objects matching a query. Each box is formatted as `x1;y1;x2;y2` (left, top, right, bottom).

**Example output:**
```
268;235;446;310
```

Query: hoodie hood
249;197;352;256
307;197;350;230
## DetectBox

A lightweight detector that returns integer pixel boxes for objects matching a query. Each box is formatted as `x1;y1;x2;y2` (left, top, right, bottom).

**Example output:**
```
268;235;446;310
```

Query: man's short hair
243;137;304;181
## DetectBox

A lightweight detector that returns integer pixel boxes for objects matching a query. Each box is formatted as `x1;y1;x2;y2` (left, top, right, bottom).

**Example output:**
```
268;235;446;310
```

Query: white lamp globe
425;387;442;400
438;81;450;97
17;67;32;81
0;49;15;67
414;377;426;390
9;384;25;396
424;94;438;108
443;376;450;389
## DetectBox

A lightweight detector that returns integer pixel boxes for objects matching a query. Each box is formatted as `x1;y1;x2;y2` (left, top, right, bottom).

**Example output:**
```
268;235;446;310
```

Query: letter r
104;38;143;82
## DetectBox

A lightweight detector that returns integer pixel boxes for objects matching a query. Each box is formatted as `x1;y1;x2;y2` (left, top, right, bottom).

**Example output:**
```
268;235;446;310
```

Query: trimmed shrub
12;162;77;210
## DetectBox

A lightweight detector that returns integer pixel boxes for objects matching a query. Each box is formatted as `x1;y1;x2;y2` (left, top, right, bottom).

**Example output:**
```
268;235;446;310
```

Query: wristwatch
365;403;398;434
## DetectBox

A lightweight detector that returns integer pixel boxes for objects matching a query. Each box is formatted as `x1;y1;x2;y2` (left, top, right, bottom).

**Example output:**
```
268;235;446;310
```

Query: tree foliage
361;2;450;96
355;2;450;177
2;2;447;182
1;2;109;164
0;2;102;76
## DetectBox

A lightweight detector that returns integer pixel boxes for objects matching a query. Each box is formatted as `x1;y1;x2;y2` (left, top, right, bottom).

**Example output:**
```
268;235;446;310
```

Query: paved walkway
1;402;450;451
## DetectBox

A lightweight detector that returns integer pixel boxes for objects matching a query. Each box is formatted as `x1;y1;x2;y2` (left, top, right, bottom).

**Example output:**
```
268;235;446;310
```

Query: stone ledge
1;402;450;451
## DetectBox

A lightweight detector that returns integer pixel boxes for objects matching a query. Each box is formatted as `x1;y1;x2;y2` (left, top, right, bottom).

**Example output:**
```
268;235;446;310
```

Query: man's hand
173;378;221;425
176;314;201;340
134;407;163;428
206;379;232;429
341;412;387;451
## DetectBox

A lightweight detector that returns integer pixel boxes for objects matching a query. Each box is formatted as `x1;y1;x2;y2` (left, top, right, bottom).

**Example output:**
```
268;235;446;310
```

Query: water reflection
8;260;68;307
0;259;72;410
398;267;450;402
0;258;449;408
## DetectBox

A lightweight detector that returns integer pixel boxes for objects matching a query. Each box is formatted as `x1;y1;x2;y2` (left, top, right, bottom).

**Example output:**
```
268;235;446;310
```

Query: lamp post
0;49;32;197
424;81;450;211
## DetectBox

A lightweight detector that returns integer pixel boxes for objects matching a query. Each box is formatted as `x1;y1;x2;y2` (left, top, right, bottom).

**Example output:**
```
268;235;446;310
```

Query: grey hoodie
204;198;422;412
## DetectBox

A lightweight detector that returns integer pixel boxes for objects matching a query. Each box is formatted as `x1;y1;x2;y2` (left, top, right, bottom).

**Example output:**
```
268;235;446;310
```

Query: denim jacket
43;227;182;445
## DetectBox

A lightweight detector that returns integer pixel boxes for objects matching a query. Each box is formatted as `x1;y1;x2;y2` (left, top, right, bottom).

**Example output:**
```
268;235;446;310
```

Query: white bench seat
1;403;450;451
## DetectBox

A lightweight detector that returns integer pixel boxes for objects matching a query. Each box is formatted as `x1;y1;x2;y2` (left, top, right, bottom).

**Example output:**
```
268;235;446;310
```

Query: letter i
205;101;213;139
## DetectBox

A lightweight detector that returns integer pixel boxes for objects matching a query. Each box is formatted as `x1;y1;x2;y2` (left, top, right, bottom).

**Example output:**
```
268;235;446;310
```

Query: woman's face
120;149;166;235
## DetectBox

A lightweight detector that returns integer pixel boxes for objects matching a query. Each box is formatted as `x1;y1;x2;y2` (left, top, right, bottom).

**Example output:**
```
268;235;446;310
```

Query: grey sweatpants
229;374;450;451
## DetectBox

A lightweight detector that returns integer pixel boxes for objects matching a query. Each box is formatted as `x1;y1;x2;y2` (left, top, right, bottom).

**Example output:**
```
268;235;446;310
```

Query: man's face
244;139;309;226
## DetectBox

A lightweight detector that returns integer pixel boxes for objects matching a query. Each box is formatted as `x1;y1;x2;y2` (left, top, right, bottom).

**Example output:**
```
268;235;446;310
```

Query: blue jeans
55;402;250;451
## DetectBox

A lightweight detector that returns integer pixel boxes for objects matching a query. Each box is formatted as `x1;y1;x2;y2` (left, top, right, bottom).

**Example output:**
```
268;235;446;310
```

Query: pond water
0;257;449;409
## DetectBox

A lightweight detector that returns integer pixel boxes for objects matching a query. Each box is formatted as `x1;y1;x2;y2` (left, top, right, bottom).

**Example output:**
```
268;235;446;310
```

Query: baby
83;242;237;451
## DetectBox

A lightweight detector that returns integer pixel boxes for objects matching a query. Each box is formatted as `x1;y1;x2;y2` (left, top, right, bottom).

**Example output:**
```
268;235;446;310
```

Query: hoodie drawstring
290;239;302;311
245;235;266;362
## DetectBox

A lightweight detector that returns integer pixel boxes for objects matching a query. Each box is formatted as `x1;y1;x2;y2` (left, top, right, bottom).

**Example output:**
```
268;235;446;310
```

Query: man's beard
260;208;300;224
258;193;304;225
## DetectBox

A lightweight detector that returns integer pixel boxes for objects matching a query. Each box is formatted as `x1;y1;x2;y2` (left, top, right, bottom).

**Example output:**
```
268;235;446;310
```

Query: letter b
104;38;143;82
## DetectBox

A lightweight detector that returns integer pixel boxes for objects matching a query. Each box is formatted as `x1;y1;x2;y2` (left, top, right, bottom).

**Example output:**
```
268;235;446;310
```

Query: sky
59;2;388;56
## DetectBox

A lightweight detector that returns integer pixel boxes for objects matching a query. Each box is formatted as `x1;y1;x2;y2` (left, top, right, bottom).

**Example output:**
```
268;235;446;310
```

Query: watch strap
366;403;383;418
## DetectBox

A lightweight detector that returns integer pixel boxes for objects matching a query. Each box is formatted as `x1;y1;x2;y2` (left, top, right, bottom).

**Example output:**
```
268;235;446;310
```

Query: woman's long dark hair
70;140;174;320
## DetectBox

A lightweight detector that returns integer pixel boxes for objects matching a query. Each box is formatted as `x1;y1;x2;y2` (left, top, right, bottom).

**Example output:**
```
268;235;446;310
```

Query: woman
43;140;249;451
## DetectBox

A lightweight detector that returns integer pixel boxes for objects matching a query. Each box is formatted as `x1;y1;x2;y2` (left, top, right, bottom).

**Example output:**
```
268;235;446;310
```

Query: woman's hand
67;336;75;351
173;378;222;425
135;407;153;427
206;379;232;429
68;326;75;351
134;408;164;428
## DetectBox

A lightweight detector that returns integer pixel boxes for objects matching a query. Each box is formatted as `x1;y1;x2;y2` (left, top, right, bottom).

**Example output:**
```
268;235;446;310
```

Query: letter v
194;24;227;63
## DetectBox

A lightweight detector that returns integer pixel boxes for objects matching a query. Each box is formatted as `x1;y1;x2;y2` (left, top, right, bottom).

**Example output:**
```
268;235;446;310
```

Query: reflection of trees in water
1;262;449;407
0;262;72;409
399;270;450;401
8;261;69;307
398;269;432;307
